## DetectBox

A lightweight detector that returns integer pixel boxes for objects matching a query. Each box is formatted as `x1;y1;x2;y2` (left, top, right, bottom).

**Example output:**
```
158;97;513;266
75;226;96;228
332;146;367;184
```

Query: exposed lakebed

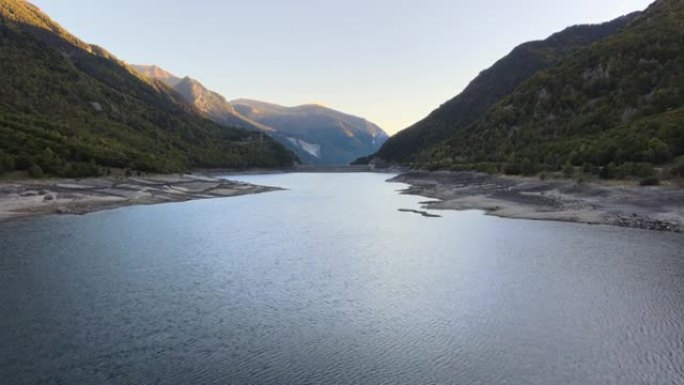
1;172;683;384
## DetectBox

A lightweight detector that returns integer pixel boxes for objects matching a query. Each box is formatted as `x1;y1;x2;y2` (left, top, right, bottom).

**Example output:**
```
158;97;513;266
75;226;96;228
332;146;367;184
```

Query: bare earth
390;171;684;232
0;174;280;223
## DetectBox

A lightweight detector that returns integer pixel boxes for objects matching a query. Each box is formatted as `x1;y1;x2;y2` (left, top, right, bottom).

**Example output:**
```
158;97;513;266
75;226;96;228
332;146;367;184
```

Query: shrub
504;163;521;175
563;162;574;178
633;162;656;177
474;163;498;174
599;163;615;179
0;150;15;174
62;160;101;178
639;176;660;186
28;164;44;178
648;138;672;162
671;160;684;177
612;166;627;180
520;158;536;176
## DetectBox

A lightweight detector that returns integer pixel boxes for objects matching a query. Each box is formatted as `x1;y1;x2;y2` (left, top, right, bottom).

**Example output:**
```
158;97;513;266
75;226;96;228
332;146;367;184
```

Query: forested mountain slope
420;0;683;178
0;0;295;177
362;12;639;164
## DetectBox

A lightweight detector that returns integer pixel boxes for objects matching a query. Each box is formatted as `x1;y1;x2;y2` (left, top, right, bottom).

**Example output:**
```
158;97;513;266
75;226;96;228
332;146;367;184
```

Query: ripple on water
0;172;683;384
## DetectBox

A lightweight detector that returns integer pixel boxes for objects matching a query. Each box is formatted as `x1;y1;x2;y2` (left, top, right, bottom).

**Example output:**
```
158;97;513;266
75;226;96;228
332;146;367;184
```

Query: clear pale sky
31;0;653;135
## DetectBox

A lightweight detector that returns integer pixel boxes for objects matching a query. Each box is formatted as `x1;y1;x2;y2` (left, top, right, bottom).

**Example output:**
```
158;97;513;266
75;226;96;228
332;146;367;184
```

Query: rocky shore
0;174;280;222
390;171;684;232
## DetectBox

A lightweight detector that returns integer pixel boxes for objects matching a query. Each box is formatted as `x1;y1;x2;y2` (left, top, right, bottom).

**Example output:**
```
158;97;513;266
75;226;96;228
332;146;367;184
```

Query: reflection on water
1;172;683;384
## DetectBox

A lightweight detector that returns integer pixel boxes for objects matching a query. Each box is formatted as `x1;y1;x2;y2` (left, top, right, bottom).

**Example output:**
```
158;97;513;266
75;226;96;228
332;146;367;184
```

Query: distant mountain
419;0;684;177
232;99;389;165
132;66;270;133
0;0;295;177
133;65;388;165
360;11;640;165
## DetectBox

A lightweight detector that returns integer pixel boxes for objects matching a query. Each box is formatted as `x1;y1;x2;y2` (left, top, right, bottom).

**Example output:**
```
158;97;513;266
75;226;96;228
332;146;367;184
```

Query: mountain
360;11;640;165
131;66;272;133
132;64;181;87
133;65;388;165
418;0;684;178
0;0;295;177
232;99;389;165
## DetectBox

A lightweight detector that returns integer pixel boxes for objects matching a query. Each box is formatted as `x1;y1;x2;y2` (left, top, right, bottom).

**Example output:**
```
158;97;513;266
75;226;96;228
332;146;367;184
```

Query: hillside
419;0;684;179
131;66;272;133
131;64;181;87
172;77;275;132
0;0;295;177
361;11;640;165
232;99;389;165
133;65;388;165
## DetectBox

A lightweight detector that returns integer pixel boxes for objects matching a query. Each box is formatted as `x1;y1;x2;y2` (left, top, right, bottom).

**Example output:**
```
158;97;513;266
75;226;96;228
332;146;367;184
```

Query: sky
31;0;653;135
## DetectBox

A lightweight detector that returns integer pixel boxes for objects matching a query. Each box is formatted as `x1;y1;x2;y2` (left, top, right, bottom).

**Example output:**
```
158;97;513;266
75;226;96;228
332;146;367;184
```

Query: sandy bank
390;171;684;232
0;174;280;222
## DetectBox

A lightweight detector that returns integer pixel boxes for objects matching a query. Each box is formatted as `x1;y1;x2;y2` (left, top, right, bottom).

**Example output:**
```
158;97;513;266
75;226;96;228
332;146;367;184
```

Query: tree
563;161;574;178
600;162;615;179
520;157;536;175
28;164;43;178
0;150;15;174
649;138;672;162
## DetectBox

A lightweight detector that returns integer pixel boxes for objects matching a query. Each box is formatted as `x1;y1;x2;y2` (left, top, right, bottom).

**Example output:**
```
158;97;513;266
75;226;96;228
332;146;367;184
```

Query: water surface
1;172;683;384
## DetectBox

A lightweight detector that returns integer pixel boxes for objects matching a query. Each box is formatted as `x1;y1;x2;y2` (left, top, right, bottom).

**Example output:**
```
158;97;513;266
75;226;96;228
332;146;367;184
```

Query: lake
1;172;683;384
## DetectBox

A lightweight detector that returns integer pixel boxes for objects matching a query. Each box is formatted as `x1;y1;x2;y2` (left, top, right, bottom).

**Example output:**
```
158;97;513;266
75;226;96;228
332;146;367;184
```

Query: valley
1;1;683;384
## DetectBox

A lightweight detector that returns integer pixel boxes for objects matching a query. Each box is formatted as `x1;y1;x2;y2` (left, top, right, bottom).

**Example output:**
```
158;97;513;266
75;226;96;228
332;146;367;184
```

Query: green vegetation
134;66;389;166
417;0;684;180
0;0;296;178
363;12;639;164
639;176;660;186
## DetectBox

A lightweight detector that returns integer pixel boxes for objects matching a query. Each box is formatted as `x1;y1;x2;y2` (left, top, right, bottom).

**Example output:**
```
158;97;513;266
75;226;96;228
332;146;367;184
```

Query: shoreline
390;171;684;233
0;174;282;223
198;165;407;176
0;167;396;224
